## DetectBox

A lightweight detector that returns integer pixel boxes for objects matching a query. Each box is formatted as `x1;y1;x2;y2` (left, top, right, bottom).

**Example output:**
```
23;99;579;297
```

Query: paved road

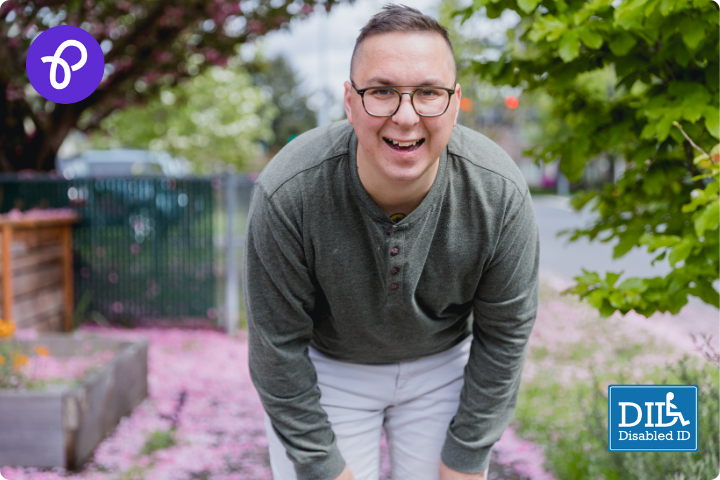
532;195;672;282
532;194;718;347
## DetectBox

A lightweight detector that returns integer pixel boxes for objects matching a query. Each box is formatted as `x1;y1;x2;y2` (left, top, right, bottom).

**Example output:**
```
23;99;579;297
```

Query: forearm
442;192;540;472
440;320;533;472
244;184;346;480
248;322;346;479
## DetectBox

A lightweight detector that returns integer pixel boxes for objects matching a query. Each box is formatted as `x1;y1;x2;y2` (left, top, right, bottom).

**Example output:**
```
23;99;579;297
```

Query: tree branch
673;121;709;157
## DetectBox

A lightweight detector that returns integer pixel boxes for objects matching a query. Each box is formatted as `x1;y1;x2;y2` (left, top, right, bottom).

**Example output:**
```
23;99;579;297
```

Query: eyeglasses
351;81;456;118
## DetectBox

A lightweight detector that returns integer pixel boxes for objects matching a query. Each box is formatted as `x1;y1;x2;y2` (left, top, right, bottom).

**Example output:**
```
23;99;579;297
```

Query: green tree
453;0;719;316
248;55;317;160
89;56;277;173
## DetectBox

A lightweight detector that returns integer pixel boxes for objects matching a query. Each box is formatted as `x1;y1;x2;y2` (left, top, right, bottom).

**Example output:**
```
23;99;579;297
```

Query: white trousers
264;335;489;480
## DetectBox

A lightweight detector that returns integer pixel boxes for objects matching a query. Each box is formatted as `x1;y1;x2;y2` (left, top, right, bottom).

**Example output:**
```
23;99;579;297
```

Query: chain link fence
0;175;254;330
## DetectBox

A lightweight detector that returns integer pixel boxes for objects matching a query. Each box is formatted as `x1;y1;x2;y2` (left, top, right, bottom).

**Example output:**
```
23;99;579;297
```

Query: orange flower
33;345;50;357
12;352;28;372
0;319;15;338
0;354;5;365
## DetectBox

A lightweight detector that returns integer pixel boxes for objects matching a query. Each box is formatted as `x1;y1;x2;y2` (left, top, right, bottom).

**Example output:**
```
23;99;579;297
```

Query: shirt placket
386;224;406;302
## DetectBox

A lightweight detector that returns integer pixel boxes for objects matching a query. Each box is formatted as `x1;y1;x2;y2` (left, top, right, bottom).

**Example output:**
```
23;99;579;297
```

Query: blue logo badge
25;25;104;104
608;385;698;452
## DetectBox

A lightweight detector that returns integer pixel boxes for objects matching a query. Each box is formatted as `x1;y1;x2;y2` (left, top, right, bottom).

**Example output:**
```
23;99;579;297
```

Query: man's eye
418;89;441;98
370;89;394;97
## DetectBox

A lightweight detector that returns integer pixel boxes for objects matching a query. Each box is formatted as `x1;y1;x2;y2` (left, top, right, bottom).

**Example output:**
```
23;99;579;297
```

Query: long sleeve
440;191;540;473
243;183;346;480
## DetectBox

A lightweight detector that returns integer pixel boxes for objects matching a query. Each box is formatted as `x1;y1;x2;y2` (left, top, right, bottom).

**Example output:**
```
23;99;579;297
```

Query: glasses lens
363;88;400;116
412;88;450;116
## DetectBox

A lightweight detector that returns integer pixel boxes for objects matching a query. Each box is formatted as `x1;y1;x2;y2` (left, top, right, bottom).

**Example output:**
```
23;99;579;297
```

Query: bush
576;358;719;480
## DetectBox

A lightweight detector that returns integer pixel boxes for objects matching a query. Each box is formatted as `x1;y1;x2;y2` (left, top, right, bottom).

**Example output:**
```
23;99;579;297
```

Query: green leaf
656;116;674;142
517;0;541;14
694;200;720;237
599;299;617;317
576;269;603;285
679;17;705;50
614;0;647;30
608;291;625;308
668;238;694;266
558;30;581;62
651;251;667;265
705;105;720;139
640;233;682;251
660;0;675;15
578;27;604;49
618;277;648;292
670;81;711;110
587;289;606;310
682;102;705;123
613;230;642;258
644;0;661;16
640;122;656;139
609;32;637;56
682;192;706;213
528;16;568;43
605;271;622;287
689;280;720;308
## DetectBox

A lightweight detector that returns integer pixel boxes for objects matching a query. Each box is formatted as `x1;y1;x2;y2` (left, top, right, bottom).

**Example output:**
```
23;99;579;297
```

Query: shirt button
390;283;399;290
390;247;399;256
386;227;392;235
390;267;399;275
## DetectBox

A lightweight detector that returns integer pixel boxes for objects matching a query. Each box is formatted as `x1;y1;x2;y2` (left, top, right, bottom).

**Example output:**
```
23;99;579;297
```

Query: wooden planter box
0;214;79;332
0;333;148;469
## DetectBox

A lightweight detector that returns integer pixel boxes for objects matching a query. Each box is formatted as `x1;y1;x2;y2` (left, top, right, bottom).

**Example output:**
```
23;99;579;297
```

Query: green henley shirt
244;120;540;479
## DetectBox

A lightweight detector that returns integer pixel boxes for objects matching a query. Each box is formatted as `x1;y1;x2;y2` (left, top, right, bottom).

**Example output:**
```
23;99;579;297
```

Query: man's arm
244;183;346;480
441;190;540;474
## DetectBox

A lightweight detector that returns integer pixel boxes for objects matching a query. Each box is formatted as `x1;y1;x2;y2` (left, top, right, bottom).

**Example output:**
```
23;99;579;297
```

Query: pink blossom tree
0;0;340;172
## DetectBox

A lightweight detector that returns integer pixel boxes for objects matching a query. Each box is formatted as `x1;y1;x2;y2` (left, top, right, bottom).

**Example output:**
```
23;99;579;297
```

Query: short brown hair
350;4;456;79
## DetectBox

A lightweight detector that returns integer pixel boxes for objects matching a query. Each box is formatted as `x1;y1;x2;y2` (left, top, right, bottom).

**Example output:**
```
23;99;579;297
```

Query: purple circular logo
26;25;104;104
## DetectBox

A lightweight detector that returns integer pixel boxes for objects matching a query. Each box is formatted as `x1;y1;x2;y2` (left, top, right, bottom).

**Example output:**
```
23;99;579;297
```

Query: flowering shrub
0;320;112;390
0;319;31;389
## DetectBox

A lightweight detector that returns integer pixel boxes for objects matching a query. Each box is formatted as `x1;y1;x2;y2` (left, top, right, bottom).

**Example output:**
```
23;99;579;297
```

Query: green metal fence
0;177;217;322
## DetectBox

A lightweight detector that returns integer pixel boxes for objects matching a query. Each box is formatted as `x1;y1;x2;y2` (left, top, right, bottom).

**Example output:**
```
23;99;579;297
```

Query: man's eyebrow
365;77;451;86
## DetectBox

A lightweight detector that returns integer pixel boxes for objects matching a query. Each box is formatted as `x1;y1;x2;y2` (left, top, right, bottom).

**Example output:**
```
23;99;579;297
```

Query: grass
140;429;177;457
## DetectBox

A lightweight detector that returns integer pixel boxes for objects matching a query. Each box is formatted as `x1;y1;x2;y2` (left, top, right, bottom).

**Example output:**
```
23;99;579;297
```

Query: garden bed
0;333;148;469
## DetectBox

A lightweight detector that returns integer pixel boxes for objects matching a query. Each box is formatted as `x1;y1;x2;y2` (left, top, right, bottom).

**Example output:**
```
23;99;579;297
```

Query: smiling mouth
384;137;425;152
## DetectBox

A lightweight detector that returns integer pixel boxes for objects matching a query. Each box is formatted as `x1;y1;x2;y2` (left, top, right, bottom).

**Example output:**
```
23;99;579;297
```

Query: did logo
608;385;698;452
26;25;104;104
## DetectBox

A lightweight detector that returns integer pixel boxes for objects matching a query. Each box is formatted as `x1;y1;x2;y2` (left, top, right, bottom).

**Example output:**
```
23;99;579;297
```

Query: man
244;5;539;480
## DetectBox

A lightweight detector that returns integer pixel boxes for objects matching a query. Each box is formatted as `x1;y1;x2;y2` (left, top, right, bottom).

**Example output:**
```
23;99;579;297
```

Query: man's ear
453;84;461;127
344;80;354;125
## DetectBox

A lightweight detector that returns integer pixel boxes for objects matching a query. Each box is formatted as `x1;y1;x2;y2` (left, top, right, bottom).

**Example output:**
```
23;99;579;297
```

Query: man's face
344;31;461;184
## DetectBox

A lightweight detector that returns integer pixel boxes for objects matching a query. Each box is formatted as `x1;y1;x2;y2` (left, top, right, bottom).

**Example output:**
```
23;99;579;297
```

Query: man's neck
356;148;440;219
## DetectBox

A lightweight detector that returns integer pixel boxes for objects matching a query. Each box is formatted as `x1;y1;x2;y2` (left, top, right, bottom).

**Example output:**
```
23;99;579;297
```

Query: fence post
224;174;240;335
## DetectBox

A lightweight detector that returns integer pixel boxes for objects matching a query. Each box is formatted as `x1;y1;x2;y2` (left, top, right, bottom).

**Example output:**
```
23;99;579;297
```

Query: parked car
56;149;191;179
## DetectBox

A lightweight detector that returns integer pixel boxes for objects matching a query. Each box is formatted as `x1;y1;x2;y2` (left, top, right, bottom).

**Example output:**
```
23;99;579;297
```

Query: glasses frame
351;81;457;118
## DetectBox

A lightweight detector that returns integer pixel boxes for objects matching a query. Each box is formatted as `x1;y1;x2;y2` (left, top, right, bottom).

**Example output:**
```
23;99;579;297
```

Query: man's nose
392;93;419;125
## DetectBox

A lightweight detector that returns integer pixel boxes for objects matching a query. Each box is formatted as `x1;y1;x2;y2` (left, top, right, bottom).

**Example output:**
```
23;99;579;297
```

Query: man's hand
332;465;356;480
439;460;485;480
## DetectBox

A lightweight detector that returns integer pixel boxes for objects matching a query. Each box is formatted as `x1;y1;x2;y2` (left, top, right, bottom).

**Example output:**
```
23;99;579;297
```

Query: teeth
391;140;417;147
